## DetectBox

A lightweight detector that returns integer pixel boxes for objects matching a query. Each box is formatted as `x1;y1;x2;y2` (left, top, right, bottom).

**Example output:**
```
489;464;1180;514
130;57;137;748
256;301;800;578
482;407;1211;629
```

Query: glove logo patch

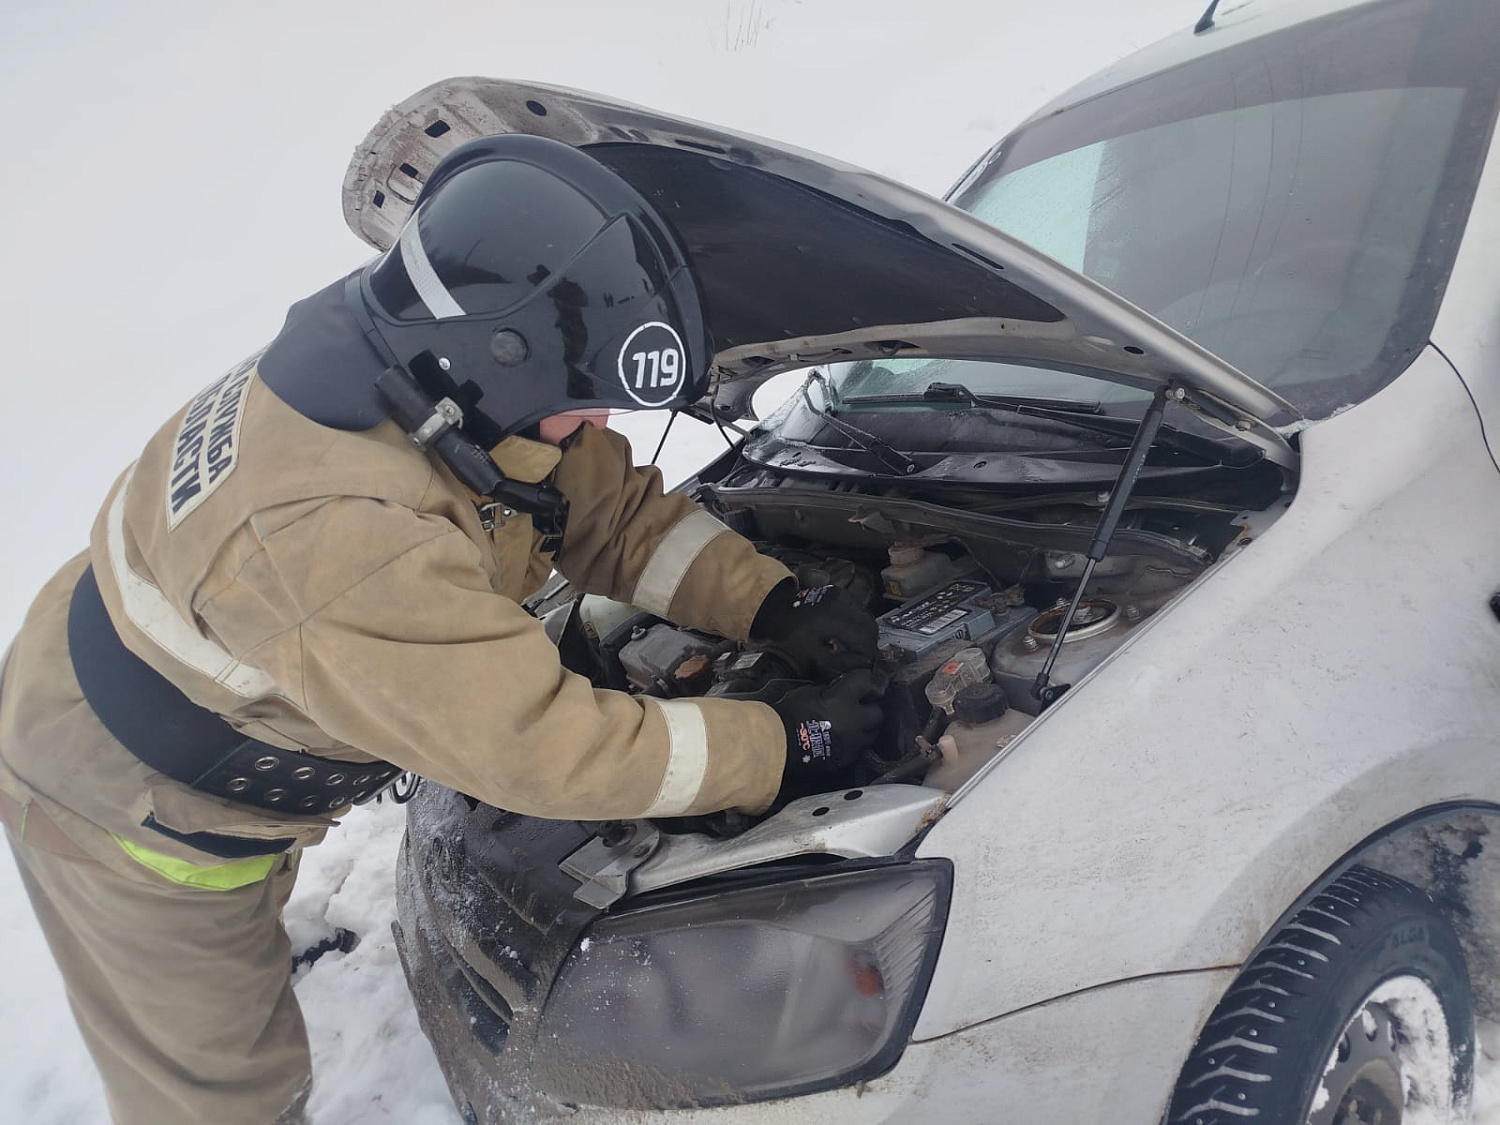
796;719;835;764
617;321;687;408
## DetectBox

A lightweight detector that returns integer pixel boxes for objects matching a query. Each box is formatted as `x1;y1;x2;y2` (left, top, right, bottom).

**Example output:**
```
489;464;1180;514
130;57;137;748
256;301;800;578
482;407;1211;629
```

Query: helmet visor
368;160;610;323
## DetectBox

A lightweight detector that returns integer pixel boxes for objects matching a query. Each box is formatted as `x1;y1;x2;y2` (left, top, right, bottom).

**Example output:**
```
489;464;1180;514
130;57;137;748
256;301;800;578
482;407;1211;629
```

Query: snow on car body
343;0;1500;1120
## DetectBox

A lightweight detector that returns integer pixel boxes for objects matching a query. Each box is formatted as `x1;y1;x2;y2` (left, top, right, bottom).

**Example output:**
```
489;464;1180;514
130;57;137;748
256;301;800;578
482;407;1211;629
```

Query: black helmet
344;133;711;444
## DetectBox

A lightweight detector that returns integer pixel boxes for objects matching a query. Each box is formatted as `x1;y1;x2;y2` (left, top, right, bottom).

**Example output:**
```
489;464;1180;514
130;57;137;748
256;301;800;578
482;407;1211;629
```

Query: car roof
1020;0;1388;127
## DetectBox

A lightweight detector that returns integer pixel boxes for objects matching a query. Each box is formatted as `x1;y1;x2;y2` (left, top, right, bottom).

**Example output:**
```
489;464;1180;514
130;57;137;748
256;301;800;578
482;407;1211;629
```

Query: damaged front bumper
394;783;951;1123
393;783;601;1123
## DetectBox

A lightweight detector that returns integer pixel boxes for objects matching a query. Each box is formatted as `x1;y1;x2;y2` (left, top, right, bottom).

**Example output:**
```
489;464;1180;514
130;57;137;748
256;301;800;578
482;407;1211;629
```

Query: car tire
1164;865;1473;1125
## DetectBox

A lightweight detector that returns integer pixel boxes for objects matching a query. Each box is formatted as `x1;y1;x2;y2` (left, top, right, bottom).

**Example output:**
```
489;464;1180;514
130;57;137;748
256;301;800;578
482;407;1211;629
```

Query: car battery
878;579;1003;660
875;580;1035;766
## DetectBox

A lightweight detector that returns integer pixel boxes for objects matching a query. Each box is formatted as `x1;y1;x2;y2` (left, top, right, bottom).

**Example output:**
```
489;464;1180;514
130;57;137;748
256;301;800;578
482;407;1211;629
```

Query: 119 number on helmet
631;347;679;390
617;321;688;407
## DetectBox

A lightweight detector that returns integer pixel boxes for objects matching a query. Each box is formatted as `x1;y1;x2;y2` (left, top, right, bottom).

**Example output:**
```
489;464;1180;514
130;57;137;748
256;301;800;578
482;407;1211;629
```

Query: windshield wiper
923;382;1104;414
846;379;1246;463
843;382;1103;415
800;371;921;476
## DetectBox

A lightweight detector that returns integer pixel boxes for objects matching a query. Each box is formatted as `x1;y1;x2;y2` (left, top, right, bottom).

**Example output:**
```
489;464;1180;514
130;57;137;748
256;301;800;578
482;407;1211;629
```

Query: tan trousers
6;830;312;1125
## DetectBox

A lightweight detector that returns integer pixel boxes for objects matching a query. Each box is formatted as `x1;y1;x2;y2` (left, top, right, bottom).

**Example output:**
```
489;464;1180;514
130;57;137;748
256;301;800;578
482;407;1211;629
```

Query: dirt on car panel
532;1051;743;1114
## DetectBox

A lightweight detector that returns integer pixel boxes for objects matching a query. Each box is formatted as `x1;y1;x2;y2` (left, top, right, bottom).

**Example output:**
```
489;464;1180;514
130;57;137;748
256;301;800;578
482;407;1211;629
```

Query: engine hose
390;773;423;804
872;707;947;784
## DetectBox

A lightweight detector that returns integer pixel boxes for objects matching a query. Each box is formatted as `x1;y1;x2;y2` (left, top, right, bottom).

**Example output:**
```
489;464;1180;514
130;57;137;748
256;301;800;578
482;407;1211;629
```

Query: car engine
536;468;1273;835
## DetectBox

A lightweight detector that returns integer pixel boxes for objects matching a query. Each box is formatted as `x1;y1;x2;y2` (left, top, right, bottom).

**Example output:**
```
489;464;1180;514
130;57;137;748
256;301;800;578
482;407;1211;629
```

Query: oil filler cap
953;682;1008;725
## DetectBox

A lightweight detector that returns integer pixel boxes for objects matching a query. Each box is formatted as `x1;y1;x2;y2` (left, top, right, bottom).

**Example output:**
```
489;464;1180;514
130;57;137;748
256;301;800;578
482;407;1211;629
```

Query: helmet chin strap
341;274;569;543
374;365;570;545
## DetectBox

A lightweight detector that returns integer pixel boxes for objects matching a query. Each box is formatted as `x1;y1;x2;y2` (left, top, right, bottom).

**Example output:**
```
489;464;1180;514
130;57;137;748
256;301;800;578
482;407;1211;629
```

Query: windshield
834;0;1498;417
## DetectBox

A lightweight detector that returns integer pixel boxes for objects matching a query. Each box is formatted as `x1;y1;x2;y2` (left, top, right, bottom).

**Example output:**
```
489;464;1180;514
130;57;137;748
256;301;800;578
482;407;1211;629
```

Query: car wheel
1165;865;1473;1124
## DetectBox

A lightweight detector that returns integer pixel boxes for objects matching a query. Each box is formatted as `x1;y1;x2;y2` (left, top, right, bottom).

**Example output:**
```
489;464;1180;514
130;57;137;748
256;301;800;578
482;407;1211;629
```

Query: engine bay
537;458;1284;837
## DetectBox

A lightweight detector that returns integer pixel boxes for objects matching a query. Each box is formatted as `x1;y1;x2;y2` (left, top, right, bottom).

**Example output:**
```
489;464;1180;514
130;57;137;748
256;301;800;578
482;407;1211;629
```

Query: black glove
750;580;880;678
771;669;885;778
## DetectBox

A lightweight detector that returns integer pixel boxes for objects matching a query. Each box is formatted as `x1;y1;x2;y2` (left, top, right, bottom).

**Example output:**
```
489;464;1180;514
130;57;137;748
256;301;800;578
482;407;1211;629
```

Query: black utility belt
67;565;402;824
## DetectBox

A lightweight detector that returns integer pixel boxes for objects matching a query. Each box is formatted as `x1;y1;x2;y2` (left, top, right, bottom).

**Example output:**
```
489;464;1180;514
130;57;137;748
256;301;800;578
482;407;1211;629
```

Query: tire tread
1164;865;1471;1125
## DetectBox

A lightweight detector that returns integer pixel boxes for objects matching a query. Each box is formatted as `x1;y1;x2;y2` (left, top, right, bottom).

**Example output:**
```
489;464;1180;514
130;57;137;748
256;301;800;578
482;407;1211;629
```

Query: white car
342;0;1500;1120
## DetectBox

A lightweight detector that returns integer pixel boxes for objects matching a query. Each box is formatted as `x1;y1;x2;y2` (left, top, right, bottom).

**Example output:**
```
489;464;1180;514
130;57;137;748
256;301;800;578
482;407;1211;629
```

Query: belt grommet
254;756;279;772
292;766;316;781
226;777;250;792
326;773;347;786
265;788;286;803
298;795;318;810
352;790;367;802
327;796;345;810
354;774;372;786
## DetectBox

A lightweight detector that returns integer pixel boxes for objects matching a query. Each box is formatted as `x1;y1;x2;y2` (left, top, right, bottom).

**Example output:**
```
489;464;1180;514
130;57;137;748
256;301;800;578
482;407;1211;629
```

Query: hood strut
1032;382;1174;708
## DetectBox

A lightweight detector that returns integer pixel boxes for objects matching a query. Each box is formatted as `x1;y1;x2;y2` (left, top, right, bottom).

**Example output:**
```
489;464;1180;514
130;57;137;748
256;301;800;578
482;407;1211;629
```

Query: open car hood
344;78;1300;463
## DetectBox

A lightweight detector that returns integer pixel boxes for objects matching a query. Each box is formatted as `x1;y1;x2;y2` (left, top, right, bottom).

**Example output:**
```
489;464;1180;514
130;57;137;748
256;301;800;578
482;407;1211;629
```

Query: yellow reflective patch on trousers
112;835;279;890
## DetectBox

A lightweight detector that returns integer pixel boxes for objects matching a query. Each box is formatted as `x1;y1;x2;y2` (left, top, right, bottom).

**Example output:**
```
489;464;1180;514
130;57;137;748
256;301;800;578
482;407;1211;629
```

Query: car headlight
532;861;951;1108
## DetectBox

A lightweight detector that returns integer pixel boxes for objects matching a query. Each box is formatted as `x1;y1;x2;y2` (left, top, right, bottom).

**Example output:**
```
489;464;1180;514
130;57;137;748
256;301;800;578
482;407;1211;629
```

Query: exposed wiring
1433;341;1500;477
709;396;744;451
389;773;423;804
650;409;680;465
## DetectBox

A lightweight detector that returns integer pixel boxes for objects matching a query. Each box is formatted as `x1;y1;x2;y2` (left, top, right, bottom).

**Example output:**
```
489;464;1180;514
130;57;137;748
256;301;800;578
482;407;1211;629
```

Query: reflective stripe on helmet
325;135;711;441
398;214;465;319
640;698;710;816
630;509;730;617
105;465;278;698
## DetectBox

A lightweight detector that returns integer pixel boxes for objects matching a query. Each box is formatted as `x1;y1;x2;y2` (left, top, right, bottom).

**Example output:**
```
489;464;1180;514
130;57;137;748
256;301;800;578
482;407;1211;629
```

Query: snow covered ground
4;0;1500;1121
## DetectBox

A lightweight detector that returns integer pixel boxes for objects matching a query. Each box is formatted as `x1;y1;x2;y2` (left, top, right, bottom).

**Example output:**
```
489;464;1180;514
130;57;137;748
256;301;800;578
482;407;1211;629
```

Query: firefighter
0;133;882;1124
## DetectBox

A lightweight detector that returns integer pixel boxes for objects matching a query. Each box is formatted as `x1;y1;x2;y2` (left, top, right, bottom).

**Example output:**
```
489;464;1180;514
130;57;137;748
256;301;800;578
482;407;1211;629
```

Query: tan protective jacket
0;362;791;874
